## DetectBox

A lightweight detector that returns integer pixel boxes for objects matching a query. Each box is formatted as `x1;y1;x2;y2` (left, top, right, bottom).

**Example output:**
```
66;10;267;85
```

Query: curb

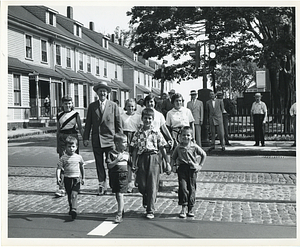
8;129;57;140
206;149;296;157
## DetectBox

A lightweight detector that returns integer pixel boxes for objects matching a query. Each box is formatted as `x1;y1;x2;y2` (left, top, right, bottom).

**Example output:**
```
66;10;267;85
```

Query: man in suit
206;91;225;151
216;91;235;146
187;90;203;147
83;81;122;195
161;89;175;117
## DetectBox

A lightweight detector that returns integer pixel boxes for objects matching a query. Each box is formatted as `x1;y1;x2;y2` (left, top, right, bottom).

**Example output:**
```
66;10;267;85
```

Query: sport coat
187;99;204;125
206;99;224;126
83;100;122;148
161;99;173;117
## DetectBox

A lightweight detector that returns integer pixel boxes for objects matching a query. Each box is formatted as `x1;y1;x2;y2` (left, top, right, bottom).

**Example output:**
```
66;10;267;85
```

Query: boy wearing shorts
171;126;206;218
56;136;85;220
106;133;130;223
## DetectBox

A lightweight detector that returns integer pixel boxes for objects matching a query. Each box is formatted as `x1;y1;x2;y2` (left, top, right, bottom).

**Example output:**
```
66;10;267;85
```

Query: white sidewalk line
83;159;95;166
87;221;118;236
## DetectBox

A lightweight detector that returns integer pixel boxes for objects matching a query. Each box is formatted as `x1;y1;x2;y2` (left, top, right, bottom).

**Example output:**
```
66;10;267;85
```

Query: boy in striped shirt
56;136;85;220
106;133;130;223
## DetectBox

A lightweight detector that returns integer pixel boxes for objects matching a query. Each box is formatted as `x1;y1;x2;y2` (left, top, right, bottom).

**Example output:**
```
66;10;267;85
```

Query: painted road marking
87;221;118;236
84;159;95;165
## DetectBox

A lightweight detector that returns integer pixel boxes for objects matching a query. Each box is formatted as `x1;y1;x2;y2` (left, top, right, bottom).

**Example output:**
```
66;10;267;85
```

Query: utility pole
160;60;168;98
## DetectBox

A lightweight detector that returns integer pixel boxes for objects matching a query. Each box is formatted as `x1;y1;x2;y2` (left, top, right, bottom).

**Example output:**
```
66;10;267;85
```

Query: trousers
64;177;80;210
253;114;265;145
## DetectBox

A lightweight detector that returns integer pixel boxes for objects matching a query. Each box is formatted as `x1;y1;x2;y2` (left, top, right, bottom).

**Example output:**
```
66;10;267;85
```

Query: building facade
7;5;172;129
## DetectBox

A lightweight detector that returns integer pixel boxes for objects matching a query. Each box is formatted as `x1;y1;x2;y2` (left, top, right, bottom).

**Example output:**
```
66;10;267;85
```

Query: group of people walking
54;81;295;223
55;81;209;223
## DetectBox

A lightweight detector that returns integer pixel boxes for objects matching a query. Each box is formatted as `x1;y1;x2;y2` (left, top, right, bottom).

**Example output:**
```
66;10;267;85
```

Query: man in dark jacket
83;81;122;195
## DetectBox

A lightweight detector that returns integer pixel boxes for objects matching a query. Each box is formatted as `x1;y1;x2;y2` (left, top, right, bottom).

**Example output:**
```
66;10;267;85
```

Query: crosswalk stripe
87;221;118;236
84;159;95;165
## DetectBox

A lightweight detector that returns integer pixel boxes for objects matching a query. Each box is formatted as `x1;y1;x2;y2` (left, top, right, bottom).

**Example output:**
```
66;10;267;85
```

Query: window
41;40;47;62
66;48;71;68
115;64;117;79
25;35;32;59
83;84;88;108
74;24;81;37
103;38;108;49
133;54;138;61
152;78;154;87
13;75;21;106
148;75;150;87
96;59;100;75
79;52;83;70
56;45;61;65
145;60;149;66
144;74;146;86
74;83;79;107
49;12;54;25
87;55;91;73
138;72;140;84
104;61;107;77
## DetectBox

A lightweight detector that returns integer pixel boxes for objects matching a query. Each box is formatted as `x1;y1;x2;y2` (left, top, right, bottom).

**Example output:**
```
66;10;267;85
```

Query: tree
214;60;259;98
127;7;295;111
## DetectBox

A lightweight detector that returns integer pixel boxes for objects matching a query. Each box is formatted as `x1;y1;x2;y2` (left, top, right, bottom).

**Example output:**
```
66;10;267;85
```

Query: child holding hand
171;126;206;218
106;133;130;223
131;108;171;220
56;136;85;220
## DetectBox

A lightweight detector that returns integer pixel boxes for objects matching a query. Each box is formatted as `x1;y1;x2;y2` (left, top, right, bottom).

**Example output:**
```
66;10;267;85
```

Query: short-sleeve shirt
166;107;195;128
106;149;129;172
130;126;167;155
57;110;78;131
172;143;206;167
121;112;142;132
152;109;166;131
251;101;267;115
57;153;84;178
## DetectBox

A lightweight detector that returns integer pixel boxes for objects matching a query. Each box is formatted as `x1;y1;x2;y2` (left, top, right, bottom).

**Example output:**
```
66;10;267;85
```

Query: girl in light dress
121;98;142;192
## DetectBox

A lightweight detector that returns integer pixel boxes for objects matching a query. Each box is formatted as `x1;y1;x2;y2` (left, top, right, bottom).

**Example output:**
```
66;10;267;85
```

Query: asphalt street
5;133;297;242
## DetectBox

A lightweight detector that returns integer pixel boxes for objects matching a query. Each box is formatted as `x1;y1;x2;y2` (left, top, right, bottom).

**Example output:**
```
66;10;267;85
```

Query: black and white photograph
1;1;298;246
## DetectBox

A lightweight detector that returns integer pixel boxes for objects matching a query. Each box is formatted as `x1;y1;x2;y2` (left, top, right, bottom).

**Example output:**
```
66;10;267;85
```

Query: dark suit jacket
206;99;224;126
83;100;122;148
161;99;173;117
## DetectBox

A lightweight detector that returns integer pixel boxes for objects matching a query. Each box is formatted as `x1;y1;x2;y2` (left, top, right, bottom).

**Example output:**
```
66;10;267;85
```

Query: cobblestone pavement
7;166;296;226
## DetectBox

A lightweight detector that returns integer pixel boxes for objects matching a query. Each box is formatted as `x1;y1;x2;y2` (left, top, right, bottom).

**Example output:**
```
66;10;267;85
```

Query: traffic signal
208;43;217;69
189;41;201;74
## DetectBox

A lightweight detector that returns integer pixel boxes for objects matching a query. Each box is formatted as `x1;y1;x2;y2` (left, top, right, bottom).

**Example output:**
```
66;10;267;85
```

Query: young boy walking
171;126;206;218
106;133;130;223
131;108;171;219
56;136;85;220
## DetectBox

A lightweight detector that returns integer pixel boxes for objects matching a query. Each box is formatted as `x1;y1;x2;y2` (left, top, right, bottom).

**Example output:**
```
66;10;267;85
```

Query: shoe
68;210;72;215
187;209;195;217
179;207;187;218
55;189;65;197
115;214;123;223
143;205;147;209
98;186;107;195
146;213;154;219
253;143;259;146
221;146;225;151
225;143;231;146
70;209;77;220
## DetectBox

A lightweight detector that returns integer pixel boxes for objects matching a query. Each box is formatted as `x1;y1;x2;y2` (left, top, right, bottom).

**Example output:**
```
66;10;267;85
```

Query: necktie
100;102;104;113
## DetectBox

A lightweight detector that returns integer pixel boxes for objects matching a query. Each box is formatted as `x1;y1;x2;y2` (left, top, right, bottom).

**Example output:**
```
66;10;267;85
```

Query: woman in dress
121;98;142;192
166;93;195;149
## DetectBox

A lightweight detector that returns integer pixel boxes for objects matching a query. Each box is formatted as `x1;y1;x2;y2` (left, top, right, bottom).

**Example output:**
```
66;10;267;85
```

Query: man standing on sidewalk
251;93;268;147
216;91;235;146
187;90;203;147
83;81;122;195
206;91;225;151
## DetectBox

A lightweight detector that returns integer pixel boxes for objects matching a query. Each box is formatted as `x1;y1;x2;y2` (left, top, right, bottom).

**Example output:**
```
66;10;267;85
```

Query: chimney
118;37;123;46
89;22;94;31
111;34;115;43
67;6;73;19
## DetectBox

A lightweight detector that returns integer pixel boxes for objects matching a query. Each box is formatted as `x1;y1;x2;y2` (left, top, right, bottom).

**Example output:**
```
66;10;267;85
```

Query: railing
229;109;293;137
30;106;59;119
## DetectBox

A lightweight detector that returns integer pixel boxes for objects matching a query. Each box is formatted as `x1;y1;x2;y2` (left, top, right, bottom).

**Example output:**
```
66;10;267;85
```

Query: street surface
6;133;297;240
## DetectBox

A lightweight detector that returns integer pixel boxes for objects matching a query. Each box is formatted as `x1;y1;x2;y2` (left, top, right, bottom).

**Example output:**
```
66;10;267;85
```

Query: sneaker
179;206;187;218
187;209;195;217
115;214;123;223
70;209;77;220
146;213;154;219
55;189;65;197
